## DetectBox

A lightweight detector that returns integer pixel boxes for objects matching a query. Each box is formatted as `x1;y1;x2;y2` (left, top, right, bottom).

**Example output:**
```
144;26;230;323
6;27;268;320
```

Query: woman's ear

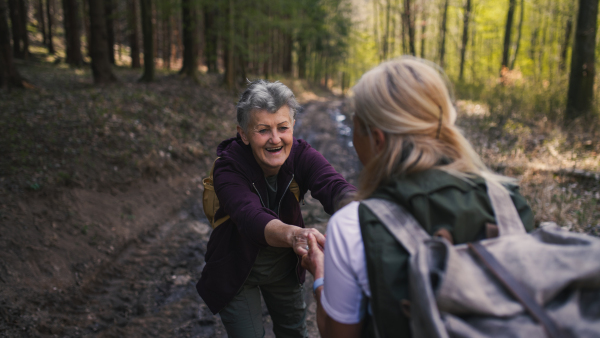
237;125;250;145
372;128;385;154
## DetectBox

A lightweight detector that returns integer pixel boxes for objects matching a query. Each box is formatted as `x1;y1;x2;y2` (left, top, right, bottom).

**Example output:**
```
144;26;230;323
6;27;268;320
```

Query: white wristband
313;277;324;295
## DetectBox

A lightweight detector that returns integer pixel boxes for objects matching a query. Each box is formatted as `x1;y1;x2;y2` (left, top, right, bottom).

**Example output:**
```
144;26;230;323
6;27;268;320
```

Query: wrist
313;277;324;296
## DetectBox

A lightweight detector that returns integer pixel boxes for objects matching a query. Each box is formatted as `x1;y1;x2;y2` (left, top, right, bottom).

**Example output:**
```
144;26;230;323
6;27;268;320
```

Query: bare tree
501;0;516;71
203;2;217;73
559;3;575;72
37;0;47;45
0;0;28;88
179;0;198;80
128;0;140;68
459;0;471;80
439;0;449;68
566;0;598;120
46;0;55;53
139;0;154;82
88;0;117;83
509;0;524;70
404;0;415;55
62;0;84;66
105;0;115;64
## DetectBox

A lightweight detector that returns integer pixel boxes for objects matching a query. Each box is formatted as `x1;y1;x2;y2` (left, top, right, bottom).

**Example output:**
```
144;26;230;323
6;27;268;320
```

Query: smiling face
237;105;295;177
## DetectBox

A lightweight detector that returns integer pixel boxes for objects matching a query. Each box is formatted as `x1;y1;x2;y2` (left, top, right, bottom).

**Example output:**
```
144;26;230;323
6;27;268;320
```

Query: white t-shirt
320;201;371;324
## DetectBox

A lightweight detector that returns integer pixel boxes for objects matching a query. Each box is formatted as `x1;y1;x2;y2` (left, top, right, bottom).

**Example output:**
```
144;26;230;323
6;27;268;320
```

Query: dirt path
1;99;351;337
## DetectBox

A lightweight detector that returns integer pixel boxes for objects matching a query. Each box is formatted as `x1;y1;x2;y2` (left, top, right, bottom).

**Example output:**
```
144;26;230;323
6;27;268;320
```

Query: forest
0;0;599;336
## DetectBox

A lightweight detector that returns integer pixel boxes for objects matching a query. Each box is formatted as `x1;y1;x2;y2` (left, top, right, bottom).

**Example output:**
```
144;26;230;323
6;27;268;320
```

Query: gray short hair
236;80;300;131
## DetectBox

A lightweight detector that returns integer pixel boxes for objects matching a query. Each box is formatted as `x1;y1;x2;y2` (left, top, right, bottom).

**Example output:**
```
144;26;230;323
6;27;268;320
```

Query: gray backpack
362;182;600;338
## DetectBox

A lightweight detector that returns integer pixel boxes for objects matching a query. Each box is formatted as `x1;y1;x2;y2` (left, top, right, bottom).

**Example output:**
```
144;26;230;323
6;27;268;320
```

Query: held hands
301;233;325;280
292;228;325;256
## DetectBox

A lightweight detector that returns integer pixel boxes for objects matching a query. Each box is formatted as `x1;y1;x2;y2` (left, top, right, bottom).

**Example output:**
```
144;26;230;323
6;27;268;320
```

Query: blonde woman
301;57;534;337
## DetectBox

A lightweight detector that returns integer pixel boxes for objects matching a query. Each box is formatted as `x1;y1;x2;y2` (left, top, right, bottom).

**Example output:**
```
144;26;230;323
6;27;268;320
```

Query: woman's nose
270;130;281;144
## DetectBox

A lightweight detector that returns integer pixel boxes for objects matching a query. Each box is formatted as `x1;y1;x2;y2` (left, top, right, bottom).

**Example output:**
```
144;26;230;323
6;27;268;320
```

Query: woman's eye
258;129;269;134
279;127;289;132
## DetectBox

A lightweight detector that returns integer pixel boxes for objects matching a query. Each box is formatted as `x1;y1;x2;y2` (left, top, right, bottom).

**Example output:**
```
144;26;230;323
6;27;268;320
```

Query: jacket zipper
252;182;266;208
277;174;294;217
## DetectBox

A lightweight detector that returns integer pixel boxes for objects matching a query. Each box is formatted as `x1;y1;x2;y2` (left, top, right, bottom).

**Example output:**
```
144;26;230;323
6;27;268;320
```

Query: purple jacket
196;134;355;314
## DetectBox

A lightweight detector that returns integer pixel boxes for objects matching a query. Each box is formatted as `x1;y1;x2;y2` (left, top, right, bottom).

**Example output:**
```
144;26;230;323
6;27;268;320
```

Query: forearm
315;286;328;337
264;219;295;247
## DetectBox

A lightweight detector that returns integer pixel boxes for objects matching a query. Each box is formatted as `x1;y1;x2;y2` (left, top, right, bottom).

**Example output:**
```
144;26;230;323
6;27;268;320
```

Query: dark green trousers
219;248;307;338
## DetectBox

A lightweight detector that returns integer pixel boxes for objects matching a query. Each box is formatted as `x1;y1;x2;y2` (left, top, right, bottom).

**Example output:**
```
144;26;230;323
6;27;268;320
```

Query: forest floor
1;55;599;337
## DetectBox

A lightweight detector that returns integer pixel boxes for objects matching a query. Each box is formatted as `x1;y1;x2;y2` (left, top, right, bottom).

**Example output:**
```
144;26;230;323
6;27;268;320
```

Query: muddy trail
1;99;356;338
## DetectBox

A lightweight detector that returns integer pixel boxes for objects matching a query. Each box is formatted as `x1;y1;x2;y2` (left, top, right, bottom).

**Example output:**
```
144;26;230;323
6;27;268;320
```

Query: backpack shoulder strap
361;198;430;256
485;181;526;236
289;179;300;202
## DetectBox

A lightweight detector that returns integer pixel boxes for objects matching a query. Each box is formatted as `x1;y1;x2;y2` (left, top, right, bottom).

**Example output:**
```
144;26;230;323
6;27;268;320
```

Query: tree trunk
298;38;307;79
203;3;217;73
559;18;573;72
382;0;390;60
179;0;197;79
459;0;471;80
509;0;524;70
46;0;54;53
162;10;171;69
37;0;47;45
404;0;415;55
420;4;426;58
7;0;22;58
105;0;114;64
139;0;153;81
566;0;599;120
225;0;234;89
18;0;28;58
82;0;91;56
439;0;449;68
62;0;84;66
0;0;28;88
128;0;140;68
88;0;117;83
501;0;516;71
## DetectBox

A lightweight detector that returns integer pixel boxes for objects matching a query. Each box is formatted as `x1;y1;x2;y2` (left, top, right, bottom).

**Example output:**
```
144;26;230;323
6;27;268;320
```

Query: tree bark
404;0;415;55
18;0;29;58
139;0;153;81
420;3;426;58
501;0;516;71
298;38;307;79
566;0;598;120
225;0;234;89
179;0;198;79
383;0;390;60
46;0;54;53
7;0;22;58
0;0;28;88
62;0;84;66
459;0;471;80
559;18;573;71
162;10;171;69
37;0;47;45
105;0;114;64
128;0;140;68
88;0;117;83
439;0;449;68
509;0;524;70
203;3;217;73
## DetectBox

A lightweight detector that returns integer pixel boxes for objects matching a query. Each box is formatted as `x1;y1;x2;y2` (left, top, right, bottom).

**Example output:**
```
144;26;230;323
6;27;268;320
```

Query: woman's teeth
266;146;283;153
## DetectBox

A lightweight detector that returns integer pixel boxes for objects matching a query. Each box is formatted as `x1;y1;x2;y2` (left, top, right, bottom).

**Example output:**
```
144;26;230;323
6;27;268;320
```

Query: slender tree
383;0;391;59
17;0;29;58
509;0;524;70
404;0;415;55
179;0;198;80
559;15;574;72
439;0;449;68
566;0;599;120
46;0;54;53
420;1;427;58
128;0;140;68
62;0;84;66
8;0;23;58
501;0;516;71
203;2;217;73
0;0;28;88
88;0;117;83
37;0;47;45
139;0;154;82
459;0;471;80
225;0;234;89
105;0;115;64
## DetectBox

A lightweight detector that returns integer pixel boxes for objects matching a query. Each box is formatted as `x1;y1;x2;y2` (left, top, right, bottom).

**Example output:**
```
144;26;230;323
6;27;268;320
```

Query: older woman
301;57;534;337
196;80;355;337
